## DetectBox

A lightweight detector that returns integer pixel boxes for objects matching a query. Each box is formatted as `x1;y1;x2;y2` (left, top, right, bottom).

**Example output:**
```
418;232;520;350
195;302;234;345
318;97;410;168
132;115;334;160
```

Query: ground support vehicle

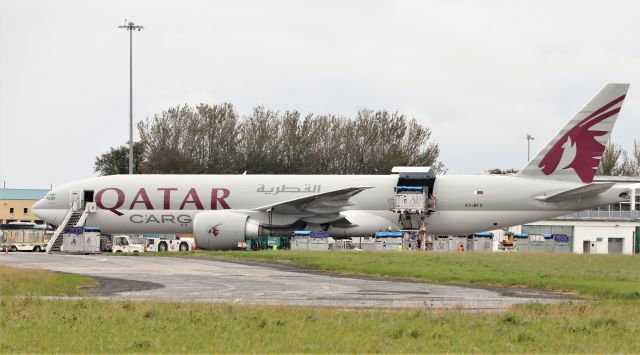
112;235;145;253
499;233;525;251
145;237;195;252
100;236;113;252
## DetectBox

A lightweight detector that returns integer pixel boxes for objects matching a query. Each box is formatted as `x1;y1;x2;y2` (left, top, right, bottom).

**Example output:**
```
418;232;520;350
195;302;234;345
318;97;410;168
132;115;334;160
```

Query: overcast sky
1;0;639;189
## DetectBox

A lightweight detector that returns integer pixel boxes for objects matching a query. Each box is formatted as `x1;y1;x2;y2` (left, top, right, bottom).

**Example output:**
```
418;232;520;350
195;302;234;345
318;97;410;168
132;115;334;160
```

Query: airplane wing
535;182;616;202
252;186;373;224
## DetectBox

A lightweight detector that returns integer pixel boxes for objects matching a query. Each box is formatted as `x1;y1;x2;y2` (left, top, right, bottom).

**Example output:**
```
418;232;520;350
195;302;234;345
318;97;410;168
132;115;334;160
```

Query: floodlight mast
525;134;535;161
118;20;144;175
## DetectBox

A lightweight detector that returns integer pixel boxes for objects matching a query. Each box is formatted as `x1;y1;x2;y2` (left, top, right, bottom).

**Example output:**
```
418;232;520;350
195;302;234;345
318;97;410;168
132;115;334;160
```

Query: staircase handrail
74;204;92;227
45;208;74;253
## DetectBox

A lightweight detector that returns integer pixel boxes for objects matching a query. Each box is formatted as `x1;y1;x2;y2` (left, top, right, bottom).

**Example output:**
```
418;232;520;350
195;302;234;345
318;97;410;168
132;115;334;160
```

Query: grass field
2;297;640;353
120;250;640;299
4;252;640;353
0;264;95;297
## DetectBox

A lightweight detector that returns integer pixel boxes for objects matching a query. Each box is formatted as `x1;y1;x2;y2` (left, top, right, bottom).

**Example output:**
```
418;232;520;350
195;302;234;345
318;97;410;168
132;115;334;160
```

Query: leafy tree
596;141;640;177
94;142;144;175
614;141;640;176
615;152;638;176
134;103;446;175
138;105;215;174
597;142;623;176
237;106;283;174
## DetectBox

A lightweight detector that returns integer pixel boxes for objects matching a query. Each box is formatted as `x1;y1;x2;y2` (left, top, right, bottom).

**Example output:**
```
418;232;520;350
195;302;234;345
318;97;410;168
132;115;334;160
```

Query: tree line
94;103;446;175
595;141;640;176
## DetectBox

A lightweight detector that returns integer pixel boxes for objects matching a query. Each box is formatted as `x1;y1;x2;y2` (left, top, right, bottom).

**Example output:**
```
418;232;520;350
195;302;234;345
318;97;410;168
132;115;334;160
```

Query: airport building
0;188;50;225
507;178;640;255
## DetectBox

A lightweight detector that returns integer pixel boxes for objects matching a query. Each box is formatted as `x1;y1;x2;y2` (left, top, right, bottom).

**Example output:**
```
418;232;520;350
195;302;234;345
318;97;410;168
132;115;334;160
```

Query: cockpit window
45;193;56;200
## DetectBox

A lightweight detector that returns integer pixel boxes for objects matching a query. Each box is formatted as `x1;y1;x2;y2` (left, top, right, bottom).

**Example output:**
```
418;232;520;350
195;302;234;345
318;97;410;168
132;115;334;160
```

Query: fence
553;210;640;220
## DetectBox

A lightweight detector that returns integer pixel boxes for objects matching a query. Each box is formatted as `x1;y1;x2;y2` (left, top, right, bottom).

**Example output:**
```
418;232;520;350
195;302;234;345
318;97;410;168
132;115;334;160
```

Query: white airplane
33;84;634;250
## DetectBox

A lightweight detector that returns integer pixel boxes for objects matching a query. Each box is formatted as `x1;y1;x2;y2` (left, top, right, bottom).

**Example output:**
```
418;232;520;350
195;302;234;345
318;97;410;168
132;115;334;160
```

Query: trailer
330;239;355;250
374;231;404;251
62;227;101;254
290;231;334;250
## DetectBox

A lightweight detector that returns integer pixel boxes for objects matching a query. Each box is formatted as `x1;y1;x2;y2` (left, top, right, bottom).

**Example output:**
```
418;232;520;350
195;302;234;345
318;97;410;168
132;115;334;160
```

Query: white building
507;177;640;255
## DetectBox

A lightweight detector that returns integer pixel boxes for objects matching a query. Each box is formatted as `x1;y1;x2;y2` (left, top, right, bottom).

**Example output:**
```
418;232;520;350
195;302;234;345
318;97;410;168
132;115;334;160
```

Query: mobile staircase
45;204;92;253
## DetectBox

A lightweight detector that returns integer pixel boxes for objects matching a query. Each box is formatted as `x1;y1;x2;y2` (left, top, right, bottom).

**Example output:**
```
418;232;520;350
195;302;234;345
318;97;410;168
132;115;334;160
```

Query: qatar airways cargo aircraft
33;84;634;250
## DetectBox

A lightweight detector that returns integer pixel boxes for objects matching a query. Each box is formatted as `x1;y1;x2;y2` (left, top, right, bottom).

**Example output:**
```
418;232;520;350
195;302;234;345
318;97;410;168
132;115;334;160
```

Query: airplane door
70;189;84;211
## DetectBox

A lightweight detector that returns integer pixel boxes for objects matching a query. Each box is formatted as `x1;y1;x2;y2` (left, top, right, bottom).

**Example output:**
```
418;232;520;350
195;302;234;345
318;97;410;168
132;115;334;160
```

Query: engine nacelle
193;210;259;250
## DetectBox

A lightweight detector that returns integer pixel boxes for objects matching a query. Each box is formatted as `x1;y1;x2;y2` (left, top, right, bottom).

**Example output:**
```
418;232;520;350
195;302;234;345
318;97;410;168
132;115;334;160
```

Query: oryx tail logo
209;223;222;238
538;95;625;183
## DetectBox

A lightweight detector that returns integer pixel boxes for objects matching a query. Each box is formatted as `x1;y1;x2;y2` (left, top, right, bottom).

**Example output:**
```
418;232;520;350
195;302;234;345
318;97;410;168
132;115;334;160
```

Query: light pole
118;20;144;174
525;134;535;161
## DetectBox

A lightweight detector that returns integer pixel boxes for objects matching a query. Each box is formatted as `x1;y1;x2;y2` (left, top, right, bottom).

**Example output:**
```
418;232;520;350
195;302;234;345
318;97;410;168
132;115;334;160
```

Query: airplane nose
31;199;65;225
31;199;46;219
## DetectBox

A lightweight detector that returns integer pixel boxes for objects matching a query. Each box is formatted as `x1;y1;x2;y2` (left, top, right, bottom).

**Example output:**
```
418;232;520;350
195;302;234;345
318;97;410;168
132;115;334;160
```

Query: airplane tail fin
516;83;630;183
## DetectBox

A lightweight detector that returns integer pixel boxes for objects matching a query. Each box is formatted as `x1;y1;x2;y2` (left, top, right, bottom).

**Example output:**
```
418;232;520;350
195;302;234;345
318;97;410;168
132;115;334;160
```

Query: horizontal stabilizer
535;182;616;202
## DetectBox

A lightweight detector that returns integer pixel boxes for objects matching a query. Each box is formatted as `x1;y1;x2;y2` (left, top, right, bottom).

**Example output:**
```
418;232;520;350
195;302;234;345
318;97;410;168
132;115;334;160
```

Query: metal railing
552;210;640;221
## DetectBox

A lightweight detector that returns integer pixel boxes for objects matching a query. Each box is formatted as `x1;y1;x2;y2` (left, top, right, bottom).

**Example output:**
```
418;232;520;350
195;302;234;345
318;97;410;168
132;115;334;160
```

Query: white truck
111;235;146;253
145;236;195;252
0;222;50;252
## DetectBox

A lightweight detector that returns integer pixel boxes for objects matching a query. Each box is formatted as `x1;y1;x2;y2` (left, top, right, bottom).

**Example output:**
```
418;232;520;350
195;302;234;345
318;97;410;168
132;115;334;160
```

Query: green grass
130;250;640;299
0;265;95;296
5;252;640;352
2;297;640;353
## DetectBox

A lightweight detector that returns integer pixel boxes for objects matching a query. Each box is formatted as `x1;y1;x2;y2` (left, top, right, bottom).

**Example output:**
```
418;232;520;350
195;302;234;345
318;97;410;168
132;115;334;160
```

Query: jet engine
193;210;260;250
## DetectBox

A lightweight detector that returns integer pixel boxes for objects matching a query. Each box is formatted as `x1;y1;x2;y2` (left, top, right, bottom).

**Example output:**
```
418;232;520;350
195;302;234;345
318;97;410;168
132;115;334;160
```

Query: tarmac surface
0;253;565;310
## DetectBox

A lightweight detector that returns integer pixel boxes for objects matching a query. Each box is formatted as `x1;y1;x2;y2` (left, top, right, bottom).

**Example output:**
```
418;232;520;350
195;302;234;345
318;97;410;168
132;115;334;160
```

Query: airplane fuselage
32;173;627;236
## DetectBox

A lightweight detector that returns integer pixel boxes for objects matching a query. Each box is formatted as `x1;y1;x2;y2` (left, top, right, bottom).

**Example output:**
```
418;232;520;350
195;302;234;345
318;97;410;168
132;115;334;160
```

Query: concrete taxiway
0;253;565;310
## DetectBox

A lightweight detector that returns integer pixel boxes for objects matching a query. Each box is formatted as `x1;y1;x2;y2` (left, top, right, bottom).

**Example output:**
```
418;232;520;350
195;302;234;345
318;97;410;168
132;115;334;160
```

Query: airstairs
45;204;91;253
